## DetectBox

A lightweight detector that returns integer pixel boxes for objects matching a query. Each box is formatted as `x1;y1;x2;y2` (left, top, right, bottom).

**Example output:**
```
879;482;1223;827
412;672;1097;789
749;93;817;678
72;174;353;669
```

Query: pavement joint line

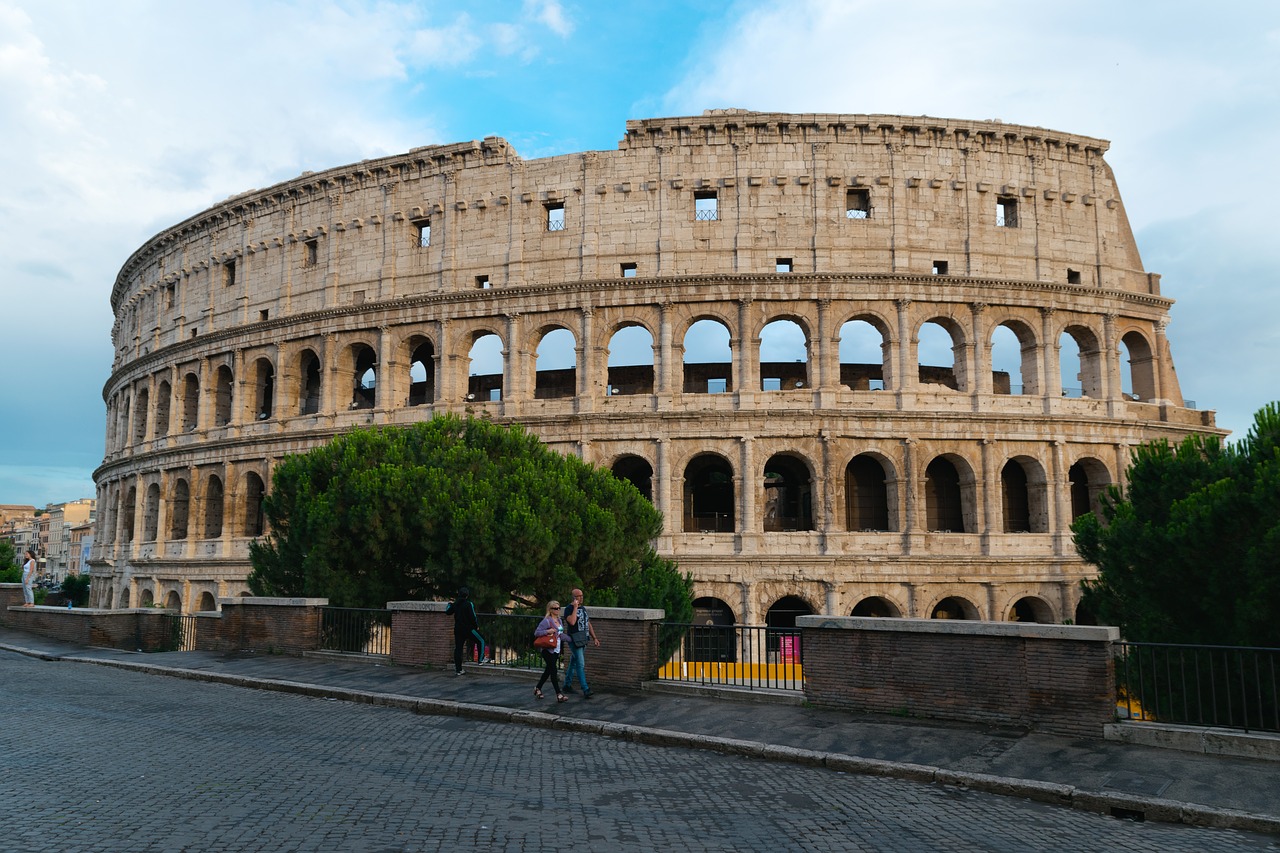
8;642;1280;835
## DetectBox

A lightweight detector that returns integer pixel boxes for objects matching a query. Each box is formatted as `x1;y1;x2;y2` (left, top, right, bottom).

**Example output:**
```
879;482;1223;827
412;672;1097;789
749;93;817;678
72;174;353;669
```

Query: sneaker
455;669;465;676
479;656;491;665
582;690;593;699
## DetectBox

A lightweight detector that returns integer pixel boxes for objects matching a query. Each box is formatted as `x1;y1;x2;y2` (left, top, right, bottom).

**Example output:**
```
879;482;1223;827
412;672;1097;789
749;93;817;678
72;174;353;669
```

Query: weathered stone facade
93;110;1220;622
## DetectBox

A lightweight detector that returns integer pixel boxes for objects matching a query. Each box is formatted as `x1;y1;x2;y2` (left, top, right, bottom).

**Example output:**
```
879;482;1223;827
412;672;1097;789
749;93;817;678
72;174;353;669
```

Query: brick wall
200;598;327;654
388;602;452;667
799;616;1119;738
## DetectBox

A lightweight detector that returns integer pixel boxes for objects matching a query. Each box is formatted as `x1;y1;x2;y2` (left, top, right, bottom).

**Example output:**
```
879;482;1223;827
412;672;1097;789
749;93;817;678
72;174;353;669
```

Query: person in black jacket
445;587;488;674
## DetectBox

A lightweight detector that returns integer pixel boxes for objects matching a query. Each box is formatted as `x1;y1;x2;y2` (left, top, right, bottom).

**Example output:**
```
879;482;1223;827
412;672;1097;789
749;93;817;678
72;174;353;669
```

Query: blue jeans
563;643;588;693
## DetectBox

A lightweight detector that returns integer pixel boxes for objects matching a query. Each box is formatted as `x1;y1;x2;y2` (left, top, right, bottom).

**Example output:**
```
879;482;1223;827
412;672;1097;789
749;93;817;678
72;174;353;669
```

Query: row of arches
105;304;1170;453
694;593;1077;631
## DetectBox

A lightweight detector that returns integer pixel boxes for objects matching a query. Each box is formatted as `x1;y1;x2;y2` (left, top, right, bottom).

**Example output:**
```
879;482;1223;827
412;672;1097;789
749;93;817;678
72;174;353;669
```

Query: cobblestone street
2;652;1275;852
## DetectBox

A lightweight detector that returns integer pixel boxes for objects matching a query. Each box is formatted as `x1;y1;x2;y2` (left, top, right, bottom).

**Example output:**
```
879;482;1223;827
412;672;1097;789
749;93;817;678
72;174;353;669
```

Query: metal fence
655;623;804;691
164;614;198;652
1115;642;1280;733
320;607;392;656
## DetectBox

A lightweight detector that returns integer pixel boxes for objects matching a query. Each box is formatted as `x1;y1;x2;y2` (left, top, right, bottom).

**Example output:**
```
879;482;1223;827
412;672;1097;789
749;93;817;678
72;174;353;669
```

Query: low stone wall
196;598;328;654
798;616;1119;737
388;602;664;690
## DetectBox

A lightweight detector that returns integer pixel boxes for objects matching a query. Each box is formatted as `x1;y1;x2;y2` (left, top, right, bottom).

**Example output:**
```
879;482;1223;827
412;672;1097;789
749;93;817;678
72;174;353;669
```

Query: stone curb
13;645;1280;835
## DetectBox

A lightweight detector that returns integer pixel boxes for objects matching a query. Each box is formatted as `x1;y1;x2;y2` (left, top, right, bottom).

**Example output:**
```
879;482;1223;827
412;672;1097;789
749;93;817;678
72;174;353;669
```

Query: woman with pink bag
532;600;567;702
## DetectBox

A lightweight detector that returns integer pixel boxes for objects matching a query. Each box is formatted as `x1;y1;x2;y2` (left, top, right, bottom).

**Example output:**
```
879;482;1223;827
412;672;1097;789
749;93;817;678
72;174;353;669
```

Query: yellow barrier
657;661;804;682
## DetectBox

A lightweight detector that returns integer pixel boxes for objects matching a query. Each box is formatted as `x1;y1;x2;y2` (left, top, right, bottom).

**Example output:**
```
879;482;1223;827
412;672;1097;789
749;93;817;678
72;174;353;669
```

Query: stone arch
242;470;266;537
154;379;171;437
845;453;891;531
930;595;979;620
213;364;234;426
688;596;737;662
762;453;813;532
466;330;505;402
252;357;275;420
180;371;199;431
924;455;976;533
1068;456;1112;520
838;314;893;391
169;477;190;540
611;455;653;503
606;322;655;396
120;587;131;608
197;591;217;612
533;325;577;399
990;317;1039;395
851;596;902;617
1119;329;1156;401
683;452;735;533
1006;595;1055;623
133;386;149;444
348;342;378;410
407;336;435;406
758;318;809;391
765;594;815;628
140;587;154;608
1060;324;1103;399
120;484;137;542
165;590;182;611
143;482;160;542
299;349;322;415
917;316;968;391
203;474;224;539
682;317;733;395
1001;455;1049;533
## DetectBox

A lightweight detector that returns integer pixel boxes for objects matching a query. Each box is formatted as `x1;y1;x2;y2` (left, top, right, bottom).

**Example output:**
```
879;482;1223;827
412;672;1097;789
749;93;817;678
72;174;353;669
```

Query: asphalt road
1;651;1276;852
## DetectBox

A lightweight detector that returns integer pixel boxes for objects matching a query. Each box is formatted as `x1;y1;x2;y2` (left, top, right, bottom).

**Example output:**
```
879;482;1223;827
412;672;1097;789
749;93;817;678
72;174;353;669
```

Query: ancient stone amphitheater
93;110;1219;625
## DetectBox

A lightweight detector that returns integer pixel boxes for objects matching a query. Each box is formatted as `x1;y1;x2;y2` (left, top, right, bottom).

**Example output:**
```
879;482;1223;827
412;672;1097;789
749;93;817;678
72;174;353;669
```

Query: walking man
445;586;488;675
561;587;599;697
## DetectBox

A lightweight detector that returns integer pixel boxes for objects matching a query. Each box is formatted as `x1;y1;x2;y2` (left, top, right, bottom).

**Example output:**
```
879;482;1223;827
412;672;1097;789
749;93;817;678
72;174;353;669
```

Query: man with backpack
561;587;599;697
446;586;488;675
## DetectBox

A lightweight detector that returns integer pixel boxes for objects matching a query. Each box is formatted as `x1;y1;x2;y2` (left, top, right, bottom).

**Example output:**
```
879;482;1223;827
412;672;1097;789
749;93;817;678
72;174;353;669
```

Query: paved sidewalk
2;626;1277;836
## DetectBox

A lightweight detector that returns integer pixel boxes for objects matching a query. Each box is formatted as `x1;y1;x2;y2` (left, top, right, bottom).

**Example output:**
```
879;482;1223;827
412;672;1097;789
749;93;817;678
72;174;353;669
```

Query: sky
1;0;1277;508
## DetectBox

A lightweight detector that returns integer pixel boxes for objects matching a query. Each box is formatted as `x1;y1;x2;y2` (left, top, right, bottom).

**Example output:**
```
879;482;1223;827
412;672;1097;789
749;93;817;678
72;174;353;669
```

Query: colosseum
92;110;1220;627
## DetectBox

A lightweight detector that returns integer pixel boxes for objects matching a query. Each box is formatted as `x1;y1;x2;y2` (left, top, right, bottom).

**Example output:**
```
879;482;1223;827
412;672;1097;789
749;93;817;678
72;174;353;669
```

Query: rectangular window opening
1067;268;1081;284
694;190;719;221
763;377;781;391
707;377;727;394
165;284;175;310
259;309;269;322
416;220;431;248
776;258;793;273
304;239;318;267
846;188;871;219
996;196;1018;228
621;262;637;278
476;275;491;290
223;260;236;287
932;260;949;275
545;202;566;232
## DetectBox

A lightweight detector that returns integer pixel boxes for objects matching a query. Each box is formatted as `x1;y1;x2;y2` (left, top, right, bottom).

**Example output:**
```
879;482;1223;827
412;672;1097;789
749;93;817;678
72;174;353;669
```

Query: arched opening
143;483;160;542
1119;330;1156;402
203;475;224;539
165;590;182;611
931;596;978;620
845;455;889;531
991;322;1038;395
467;333;504;402
117;396;130;449
253;358;274;420
611;456;653;503
1001;460;1031;532
925;457;965;532
169;478;190;540
120;485;137;542
1068;458;1111;520
765;595;814;629
759;319;808;391
105;588;114;609
534;327;577;399
683;453;735;533
682;319;732;394
351;344;377;409
299;350;322;415
1074;599;1098;626
139;588;153;608
408;338;435;406
917;320;962;391
120;587;131;608
607;324;655;395
243;471;266;537
214;365;234;425
1061;326;1102;399
180;372;199;431
851;596;901;618
762;454;813;532
765;595;812;663
688;596;737;662
839;318;887;390
154;380;171;437
1008;596;1054;623
197;591;217;612
133;387;149;444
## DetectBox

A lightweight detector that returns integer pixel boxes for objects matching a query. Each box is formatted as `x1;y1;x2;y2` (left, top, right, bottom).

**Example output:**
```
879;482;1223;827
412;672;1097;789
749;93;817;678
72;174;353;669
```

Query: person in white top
21;549;37;606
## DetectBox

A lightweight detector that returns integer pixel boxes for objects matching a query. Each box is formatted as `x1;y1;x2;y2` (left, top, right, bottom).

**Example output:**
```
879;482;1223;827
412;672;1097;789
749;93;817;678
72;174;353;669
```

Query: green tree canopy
0;539;18;582
248;415;677;612
1074;402;1280;646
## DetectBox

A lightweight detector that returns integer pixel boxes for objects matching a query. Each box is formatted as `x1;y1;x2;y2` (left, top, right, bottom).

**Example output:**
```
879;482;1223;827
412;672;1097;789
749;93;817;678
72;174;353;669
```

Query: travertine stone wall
92;111;1220;622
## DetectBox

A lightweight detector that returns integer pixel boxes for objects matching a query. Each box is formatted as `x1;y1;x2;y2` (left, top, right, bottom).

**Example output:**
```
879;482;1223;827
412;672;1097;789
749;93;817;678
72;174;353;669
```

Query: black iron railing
656;623;804;691
1115;642;1280;733
320;607;392;656
472;613;546;669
